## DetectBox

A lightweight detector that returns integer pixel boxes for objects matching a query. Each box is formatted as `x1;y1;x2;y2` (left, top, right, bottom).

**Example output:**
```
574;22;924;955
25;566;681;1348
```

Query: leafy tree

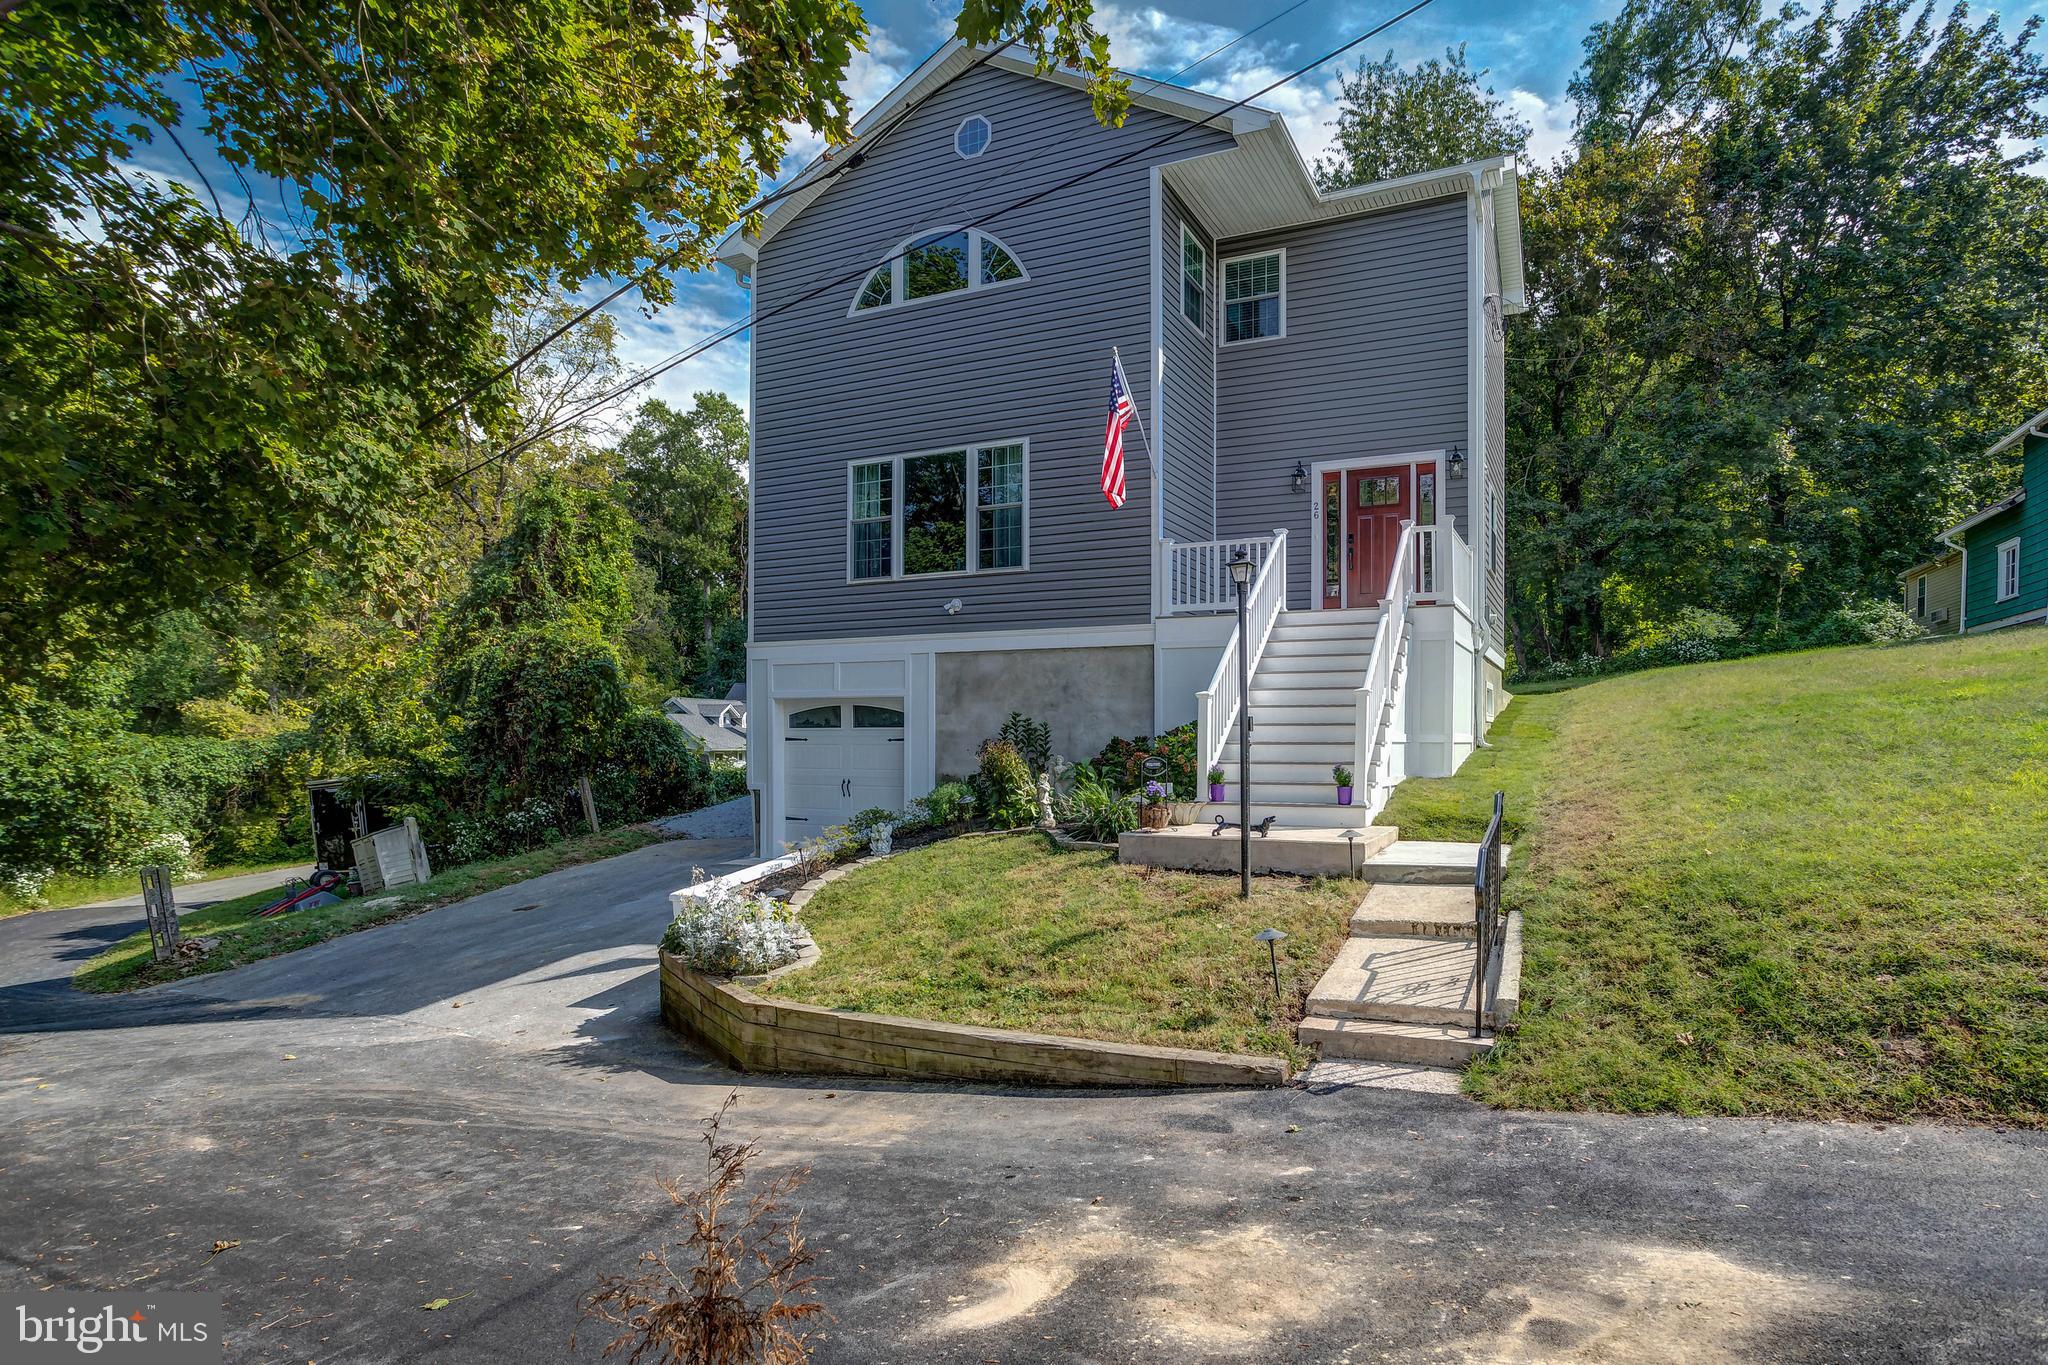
1316;44;1531;189
0;0;1126;677
617;393;749;691
1506;0;2048;663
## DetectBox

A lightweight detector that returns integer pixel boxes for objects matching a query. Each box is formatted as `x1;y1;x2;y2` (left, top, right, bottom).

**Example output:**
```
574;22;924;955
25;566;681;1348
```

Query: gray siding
1483;198;1507;652
1213;194;1471;610
751;65;1233;642
1160;186;1216;543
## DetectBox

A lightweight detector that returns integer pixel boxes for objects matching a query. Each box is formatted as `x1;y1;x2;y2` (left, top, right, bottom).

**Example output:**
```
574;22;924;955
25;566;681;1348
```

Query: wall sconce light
1291;460;1309;494
1447;444;1466;480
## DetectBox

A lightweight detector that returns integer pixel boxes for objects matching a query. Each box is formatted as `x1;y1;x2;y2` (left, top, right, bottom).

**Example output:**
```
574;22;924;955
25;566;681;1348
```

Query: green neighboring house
1940;406;2048;635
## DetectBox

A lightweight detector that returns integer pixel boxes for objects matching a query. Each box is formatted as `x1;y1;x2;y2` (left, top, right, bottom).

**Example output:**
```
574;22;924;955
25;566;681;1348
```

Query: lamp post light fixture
1228;549;1256;898
1340;828;1364;880
1254;927;1287;999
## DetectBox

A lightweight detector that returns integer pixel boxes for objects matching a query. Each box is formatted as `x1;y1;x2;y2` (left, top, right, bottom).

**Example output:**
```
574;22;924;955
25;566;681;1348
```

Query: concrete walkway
73;862;315;911
2;837;2045;1362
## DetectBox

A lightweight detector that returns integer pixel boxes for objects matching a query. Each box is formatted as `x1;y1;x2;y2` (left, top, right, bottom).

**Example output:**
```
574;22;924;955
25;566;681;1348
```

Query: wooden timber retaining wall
658;952;1289;1088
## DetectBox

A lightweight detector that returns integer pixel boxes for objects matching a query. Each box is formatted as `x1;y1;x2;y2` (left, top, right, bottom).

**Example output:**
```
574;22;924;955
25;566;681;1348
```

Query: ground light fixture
1254;927;1287;999
1340;828;1364;879
1228;550;1255;898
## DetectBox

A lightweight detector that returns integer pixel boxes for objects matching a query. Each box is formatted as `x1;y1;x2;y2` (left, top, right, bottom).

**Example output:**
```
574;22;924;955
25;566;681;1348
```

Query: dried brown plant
579;1093;825;1363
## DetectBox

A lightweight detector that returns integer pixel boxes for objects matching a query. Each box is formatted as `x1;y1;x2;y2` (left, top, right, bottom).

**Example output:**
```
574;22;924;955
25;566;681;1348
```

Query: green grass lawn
75;826;669;993
760;832;1360;1066
1;855;313;919
1382;629;2048;1125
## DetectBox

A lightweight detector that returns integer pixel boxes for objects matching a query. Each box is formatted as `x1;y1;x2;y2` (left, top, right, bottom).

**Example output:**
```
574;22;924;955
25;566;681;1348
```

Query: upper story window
848;441;1028;581
1222;248;1284;344
1915;575;1927;616
1181;226;1206;329
1998;537;2021;602
850;227;1027;315
955;115;992;159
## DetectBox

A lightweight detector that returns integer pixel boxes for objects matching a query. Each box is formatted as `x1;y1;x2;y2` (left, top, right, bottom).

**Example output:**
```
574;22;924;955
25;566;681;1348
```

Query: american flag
1101;355;1133;509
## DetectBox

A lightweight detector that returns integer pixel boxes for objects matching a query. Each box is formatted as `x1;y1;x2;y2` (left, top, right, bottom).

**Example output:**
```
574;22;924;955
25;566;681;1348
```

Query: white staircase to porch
1209;607;1388;829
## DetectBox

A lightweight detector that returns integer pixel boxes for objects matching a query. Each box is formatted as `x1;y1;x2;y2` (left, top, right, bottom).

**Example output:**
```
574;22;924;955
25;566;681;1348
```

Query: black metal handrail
1472;790;1506;1038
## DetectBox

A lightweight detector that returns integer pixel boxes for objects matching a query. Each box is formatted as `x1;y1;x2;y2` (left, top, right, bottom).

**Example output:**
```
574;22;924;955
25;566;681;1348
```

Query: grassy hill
1382;628;2048;1126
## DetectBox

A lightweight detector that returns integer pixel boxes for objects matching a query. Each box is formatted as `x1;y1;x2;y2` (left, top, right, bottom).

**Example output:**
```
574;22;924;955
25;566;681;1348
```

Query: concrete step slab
1118;823;1397;874
1306;934;1483;1026
1351;883;1478;938
1359;839;1509;886
1297;1016;1492;1067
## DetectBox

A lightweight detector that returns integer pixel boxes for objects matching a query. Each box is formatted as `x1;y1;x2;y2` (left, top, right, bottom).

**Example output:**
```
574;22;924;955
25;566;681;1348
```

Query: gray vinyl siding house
720;42;1525;854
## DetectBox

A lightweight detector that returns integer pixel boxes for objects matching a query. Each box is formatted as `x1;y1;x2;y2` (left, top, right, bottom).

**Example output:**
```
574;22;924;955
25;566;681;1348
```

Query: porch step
1253;659;1367;683
1297;1017;1492;1067
1350;883;1477;938
1215;781;1365;807
1305;934;1484;1027
1193;801;1387;833
1269;607;1381;632
1359;839;1508;886
1250;686;1354;708
1214;761;1352;787
1245;705;1352;728
1226;722;1353;746
1259;638;1370;665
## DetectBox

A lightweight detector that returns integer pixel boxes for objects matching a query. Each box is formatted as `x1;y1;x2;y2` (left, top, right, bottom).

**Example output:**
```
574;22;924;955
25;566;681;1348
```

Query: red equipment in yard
258;868;347;918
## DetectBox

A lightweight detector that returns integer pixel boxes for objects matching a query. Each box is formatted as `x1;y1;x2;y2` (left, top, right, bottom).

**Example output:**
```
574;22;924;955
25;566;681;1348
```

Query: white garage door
782;700;906;839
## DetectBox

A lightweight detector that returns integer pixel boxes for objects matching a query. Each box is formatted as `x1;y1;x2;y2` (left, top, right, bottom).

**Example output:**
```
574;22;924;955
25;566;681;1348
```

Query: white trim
845;225;1029;319
1218;246;1286;346
845;439;1031;584
953;113;992;159
1149;165;1166;620
1941;488;2026;544
1307;452;1446;610
1996;536;2022;603
1465;173;1490;750
1987;406;2048;458
751;622;1154;660
1178;222;1207;334
1967;603;2048;633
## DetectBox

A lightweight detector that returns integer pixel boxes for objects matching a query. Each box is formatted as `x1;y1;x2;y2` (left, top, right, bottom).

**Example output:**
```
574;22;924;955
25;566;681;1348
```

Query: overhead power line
445;0;1440;483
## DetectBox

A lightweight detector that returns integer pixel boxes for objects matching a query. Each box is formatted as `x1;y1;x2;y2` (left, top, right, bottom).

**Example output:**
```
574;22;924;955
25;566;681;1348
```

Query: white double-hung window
848;442;1027;581
1221;248;1284;343
1181;226;1206;329
1997;537;2021;602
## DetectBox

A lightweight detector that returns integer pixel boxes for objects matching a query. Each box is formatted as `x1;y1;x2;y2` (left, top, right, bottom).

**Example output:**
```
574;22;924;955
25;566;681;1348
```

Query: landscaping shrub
973;739;1037;827
998;711;1052;773
1092;722;1197;798
589;709;713;825
708;765;749;805
1797;598;1922;648
660;873;807;977
911;780;975;827
1061;767;1136;842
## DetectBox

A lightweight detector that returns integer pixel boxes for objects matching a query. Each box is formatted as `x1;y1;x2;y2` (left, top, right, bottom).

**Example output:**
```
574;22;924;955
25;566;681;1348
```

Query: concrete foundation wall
935;645;1154;777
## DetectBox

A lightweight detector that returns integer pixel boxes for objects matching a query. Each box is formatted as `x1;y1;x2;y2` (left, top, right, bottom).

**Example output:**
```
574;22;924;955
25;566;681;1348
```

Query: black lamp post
1228;549;1255;898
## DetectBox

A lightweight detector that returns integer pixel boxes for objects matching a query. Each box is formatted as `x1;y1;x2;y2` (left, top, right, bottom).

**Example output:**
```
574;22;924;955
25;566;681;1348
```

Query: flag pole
1111;346;1157;475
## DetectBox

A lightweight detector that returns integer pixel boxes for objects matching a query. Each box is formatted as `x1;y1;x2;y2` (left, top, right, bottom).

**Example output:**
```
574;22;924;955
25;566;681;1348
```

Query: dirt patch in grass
74;826;672;993
1383;629;2048;1126
759;832;1359;1065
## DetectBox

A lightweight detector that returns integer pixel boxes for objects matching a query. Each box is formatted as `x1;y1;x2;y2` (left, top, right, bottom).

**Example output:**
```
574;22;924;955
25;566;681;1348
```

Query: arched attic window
850;227;1026;314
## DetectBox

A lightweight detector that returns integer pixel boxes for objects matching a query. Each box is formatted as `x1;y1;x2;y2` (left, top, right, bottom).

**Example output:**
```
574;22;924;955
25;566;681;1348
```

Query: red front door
1347;468;1410;607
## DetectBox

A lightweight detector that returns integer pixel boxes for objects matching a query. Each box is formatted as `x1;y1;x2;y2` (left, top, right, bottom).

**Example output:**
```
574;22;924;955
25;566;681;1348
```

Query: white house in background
662;696;748;766
716;41;1522;856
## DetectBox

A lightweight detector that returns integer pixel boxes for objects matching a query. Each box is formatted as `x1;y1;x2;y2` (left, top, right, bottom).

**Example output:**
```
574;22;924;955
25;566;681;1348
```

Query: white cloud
1507;87;1576;170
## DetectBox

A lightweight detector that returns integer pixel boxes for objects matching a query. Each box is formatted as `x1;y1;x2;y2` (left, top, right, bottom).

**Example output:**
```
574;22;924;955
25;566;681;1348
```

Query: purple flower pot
1336;786;1354;805
1209;783;1226;802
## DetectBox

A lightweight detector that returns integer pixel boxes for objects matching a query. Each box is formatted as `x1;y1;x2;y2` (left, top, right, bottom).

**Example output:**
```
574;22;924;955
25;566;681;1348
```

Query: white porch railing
1195;528;1287;780
1160;534;1280;615
1413;515;1477;616
1352;520;1422;821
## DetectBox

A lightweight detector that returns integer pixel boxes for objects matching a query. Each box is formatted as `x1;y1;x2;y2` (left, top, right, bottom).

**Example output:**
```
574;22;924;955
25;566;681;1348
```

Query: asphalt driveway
2;836;2044;1362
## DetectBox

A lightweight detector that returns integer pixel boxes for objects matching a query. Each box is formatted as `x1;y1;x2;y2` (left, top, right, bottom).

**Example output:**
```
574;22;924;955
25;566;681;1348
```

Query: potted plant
1333;764;1354;806
1139;780;1173;830
1208;766;1227;803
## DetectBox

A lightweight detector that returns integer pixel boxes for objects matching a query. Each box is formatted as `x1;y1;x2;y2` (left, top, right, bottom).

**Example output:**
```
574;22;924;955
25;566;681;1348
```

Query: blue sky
115;0;2048;424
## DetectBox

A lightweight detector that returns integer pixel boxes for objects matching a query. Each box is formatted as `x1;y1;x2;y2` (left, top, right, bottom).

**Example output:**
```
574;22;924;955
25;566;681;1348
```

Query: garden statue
1037;771;1056;829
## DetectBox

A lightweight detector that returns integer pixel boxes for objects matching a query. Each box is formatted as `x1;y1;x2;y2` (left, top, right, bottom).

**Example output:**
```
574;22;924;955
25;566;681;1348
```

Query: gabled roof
713;39;1525;311
1941;489;2026;545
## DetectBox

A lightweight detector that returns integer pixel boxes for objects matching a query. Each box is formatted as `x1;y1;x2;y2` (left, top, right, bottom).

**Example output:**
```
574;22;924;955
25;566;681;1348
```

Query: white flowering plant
134;831;195;879
660;868;808;978
3;866;54;906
